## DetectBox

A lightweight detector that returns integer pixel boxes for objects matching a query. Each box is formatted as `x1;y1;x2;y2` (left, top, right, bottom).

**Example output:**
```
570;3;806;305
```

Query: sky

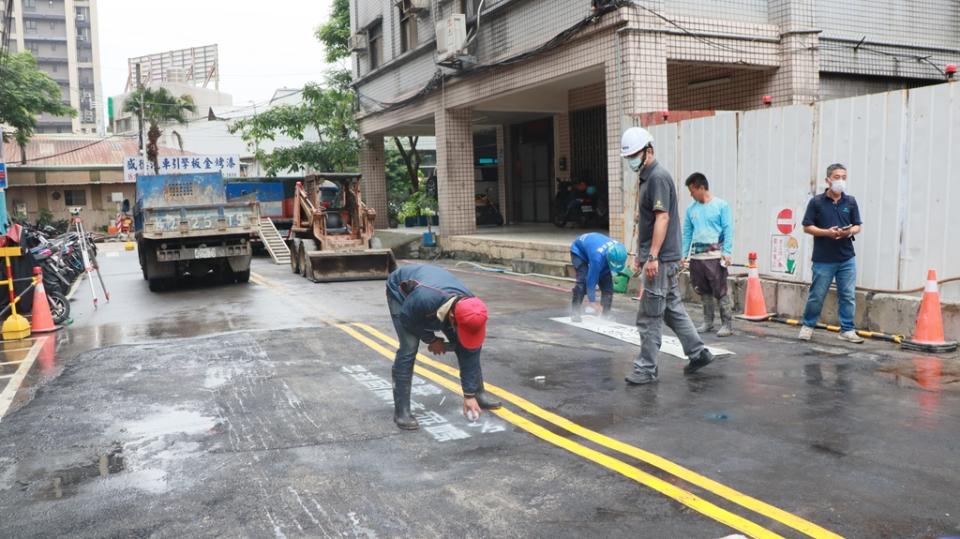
97;0;338;112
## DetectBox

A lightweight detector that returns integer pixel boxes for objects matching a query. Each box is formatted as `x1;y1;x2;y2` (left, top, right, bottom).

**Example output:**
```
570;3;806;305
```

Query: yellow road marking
351;322;842;539
250;272;283;290
336;323;785;539
0;337;47;421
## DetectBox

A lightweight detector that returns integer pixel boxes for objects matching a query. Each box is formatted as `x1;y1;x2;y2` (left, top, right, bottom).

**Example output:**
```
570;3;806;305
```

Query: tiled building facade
350;0;960;240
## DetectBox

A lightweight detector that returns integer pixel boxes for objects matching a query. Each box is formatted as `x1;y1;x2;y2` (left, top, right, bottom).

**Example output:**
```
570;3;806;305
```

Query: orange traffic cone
903;269;958;353
736;252;772;321
30;267;60;333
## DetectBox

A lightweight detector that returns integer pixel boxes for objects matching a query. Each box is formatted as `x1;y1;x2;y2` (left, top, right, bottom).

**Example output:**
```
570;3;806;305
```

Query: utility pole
136;63;148;175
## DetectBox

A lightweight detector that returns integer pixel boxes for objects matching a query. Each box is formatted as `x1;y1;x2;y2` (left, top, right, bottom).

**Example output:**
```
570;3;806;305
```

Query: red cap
453;297;487;350
947;64;958;75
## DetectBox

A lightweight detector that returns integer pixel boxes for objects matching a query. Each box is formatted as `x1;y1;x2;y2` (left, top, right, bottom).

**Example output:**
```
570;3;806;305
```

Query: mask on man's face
627;149;647;172
830;179;846;194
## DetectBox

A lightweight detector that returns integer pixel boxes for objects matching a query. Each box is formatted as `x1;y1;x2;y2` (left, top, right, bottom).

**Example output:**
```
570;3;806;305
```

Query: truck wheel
234;270;251;283
148;278;165;292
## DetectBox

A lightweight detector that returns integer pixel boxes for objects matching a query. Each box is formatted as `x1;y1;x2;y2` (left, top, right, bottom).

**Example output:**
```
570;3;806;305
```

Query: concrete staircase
258;217;291;265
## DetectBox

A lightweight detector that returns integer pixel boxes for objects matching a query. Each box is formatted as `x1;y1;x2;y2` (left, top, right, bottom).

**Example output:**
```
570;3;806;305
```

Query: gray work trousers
634;261;705;376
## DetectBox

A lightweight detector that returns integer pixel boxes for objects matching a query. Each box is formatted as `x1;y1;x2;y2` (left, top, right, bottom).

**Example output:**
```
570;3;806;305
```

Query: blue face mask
628;154;645;172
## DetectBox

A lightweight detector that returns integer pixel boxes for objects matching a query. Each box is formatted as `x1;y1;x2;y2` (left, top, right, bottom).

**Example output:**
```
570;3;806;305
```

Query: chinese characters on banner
123;154;241;183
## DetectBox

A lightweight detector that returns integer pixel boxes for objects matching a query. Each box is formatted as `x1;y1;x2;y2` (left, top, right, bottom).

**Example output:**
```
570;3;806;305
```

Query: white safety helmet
620;127;654;157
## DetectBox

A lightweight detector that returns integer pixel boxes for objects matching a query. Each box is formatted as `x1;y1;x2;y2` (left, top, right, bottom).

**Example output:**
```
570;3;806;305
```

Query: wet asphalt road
1;245;959;538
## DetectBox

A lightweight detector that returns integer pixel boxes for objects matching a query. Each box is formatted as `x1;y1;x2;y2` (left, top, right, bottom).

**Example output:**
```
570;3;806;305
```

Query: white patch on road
126;409;216;438
550;316;734;359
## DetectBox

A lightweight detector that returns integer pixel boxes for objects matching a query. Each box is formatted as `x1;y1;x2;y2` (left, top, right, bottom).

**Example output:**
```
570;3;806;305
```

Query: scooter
475;189;504;226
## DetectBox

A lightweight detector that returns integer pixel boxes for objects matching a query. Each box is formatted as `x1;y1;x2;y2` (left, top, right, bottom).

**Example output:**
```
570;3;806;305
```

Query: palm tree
123;87;196;173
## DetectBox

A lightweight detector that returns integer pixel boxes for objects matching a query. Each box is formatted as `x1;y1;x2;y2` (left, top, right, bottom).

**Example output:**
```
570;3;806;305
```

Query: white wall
645;82;960;299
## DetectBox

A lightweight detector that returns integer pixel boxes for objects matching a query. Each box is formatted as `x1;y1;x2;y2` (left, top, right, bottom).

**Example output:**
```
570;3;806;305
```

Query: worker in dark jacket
386;264;502;430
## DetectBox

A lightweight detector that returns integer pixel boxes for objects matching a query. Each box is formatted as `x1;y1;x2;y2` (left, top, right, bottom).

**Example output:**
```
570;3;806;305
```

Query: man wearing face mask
798;163;864;343
621;127;714;385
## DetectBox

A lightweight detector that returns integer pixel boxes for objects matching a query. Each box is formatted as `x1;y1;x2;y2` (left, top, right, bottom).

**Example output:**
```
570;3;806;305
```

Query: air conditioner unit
349;33;368;52
436;14;466;62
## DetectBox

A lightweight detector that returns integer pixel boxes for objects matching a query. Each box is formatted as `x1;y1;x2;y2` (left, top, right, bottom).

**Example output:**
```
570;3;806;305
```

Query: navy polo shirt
802;191;862;263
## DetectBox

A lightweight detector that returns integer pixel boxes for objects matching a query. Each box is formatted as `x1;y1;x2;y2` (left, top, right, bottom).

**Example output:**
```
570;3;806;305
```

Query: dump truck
135;172;260;292
288;173;396;282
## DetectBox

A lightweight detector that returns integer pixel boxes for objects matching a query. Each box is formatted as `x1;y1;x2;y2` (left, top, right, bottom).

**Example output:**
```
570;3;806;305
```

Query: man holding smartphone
798;163;864;343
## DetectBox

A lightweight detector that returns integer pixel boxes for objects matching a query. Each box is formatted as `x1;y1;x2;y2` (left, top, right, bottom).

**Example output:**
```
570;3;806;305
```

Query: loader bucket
305;249;398;282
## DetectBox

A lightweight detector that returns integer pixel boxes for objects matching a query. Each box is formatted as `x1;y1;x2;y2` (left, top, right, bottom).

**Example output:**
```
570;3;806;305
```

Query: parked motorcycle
475;189;504;226
554;179;604;228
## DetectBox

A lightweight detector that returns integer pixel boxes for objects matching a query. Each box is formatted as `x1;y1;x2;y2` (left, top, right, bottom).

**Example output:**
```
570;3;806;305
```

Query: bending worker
386;264;502;430
570;232;628;322
620;126;715;385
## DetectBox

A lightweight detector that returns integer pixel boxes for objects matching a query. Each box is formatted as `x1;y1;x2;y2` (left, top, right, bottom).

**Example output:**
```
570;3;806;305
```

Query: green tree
228;70;361;175
313;0;427;199
0;51;76;161
315;0;351;63
122;87;196;173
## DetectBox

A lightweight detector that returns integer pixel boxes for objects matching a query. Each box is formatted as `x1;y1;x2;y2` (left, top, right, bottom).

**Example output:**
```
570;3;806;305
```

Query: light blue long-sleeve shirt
682;197;734;257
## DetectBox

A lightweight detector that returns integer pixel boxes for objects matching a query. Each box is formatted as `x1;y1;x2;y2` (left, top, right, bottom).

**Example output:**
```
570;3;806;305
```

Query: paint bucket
422;231;436;247
613;271;631;294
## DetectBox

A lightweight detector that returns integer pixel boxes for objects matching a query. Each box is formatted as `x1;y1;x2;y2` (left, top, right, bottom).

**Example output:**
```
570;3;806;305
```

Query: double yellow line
337;322;842;539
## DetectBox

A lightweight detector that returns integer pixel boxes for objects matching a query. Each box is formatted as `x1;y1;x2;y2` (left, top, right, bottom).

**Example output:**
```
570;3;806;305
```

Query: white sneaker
798;326;814;341
838;330;865;344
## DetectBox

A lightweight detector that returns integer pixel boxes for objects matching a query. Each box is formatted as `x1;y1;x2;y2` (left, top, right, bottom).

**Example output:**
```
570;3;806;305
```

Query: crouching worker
386;264;502;430
570;232;628;322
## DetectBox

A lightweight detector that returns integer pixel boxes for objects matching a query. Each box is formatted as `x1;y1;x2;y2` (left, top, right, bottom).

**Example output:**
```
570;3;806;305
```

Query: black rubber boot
600;292;613;319
474;390;502;410
717;295;734;337
571;291;585;322
393;381;419;430
696;295;716;333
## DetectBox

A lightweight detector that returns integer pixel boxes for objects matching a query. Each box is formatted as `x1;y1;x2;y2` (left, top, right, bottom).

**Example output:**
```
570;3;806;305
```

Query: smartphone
840;224;853;230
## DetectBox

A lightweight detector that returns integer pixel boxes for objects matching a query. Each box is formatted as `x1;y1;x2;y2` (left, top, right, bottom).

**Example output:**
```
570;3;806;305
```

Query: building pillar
495;125;508;224
555;113;570;184
769;0;820;105
435;107;476;237
360;135;388;229
606;7;669;244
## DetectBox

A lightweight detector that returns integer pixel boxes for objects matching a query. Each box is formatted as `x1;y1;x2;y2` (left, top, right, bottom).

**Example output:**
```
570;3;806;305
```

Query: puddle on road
43;444;125;500
875;357;960;392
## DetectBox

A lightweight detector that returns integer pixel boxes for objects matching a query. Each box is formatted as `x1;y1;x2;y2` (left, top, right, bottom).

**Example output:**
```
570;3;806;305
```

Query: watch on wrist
646;254;658;262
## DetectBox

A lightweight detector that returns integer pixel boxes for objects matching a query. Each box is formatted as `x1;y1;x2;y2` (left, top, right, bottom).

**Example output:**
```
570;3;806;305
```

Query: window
23;0;36;9
26;20;37;32
65;189;87;206
456;0;472;15
51;63;57;73
50;21;56;30
367;22;382;70
399;1;418;53
51;43;57;51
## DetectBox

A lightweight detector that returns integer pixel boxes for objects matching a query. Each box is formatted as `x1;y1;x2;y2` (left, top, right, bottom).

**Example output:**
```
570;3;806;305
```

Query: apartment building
349;0;960;240
5;0;103;134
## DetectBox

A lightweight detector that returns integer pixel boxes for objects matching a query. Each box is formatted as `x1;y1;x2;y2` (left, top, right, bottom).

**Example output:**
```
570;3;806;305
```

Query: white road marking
0;338;47;421
550;316;734;358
